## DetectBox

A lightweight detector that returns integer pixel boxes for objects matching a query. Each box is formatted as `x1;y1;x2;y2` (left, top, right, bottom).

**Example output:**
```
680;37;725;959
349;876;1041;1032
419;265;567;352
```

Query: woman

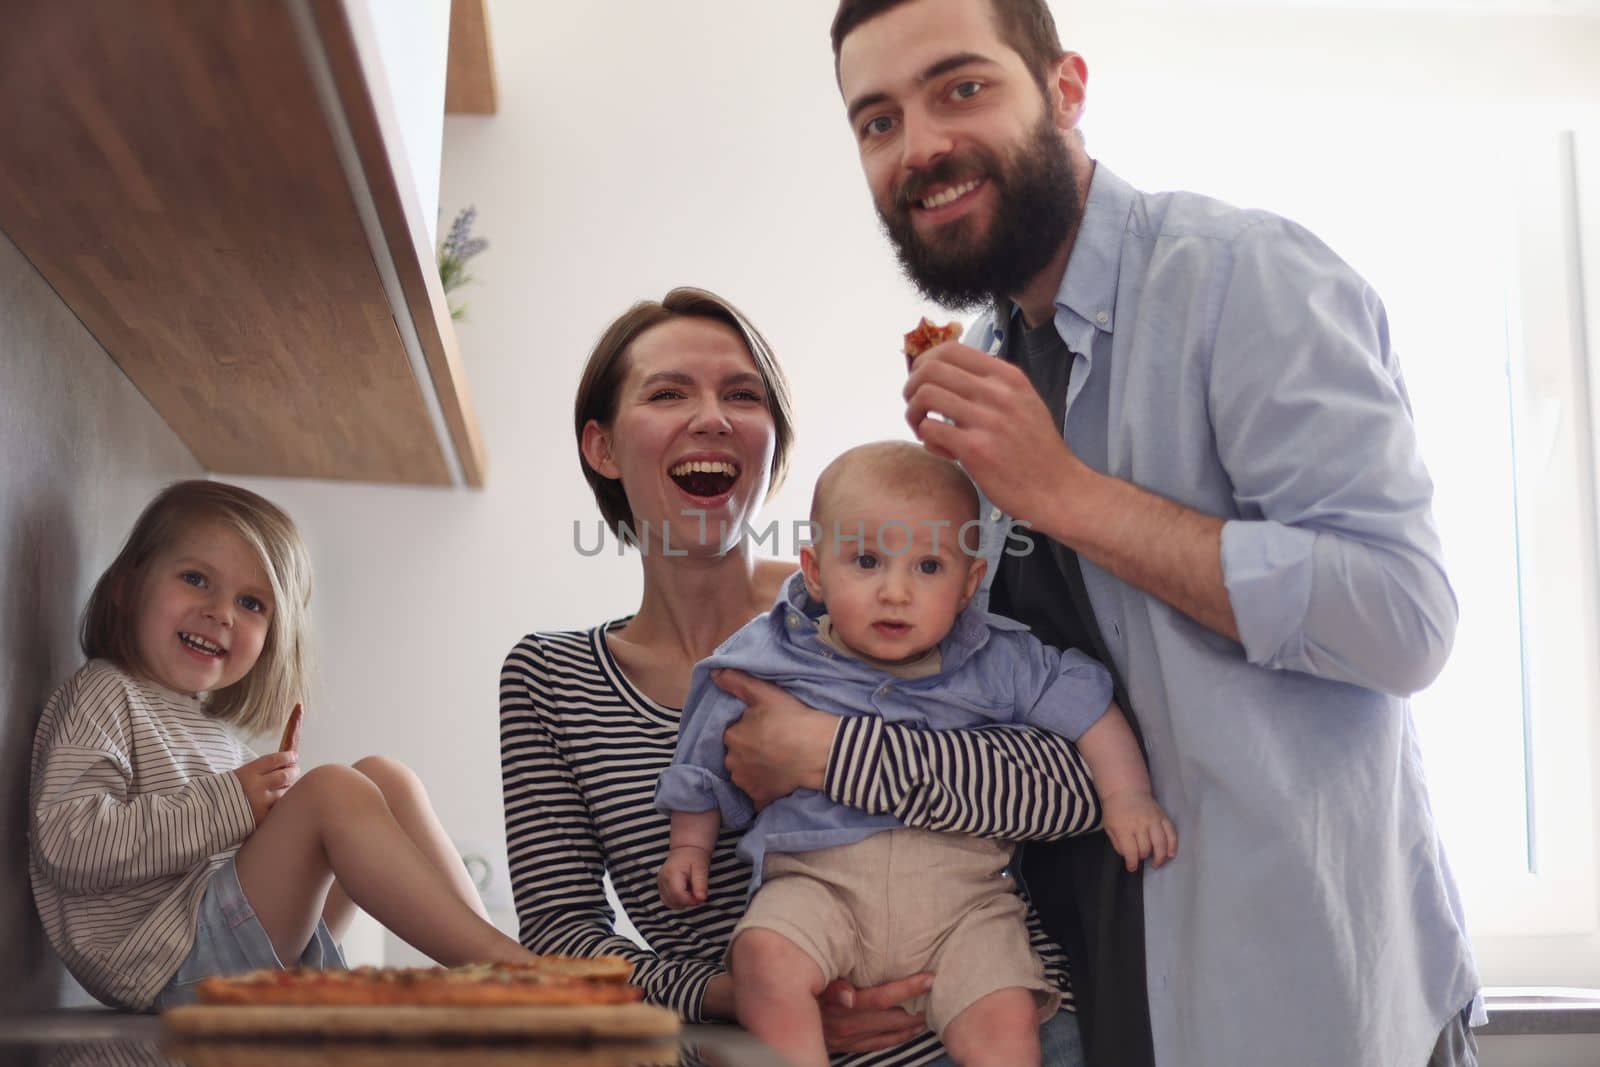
499;288;1101;1065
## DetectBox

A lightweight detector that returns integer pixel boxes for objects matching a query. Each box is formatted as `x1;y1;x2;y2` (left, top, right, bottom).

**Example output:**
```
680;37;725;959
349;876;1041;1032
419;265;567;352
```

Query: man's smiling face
838;0;1081;309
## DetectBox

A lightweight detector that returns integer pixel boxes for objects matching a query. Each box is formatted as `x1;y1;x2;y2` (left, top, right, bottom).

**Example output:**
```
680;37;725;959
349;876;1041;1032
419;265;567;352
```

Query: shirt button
1096;311;1109;326
988;507;1002;522
877;685;891;697
788;613;801;626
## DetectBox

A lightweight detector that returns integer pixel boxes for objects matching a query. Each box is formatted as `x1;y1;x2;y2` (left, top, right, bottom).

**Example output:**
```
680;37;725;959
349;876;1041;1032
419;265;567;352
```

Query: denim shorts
152;856;347;1009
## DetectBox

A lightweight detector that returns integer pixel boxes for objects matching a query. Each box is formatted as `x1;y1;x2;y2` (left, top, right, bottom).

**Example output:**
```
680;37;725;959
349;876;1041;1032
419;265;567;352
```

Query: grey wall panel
0;228;202;1010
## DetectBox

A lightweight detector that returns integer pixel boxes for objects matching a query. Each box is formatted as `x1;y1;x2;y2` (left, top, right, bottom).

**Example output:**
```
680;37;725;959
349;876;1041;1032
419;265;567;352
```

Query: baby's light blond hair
809;441;980;537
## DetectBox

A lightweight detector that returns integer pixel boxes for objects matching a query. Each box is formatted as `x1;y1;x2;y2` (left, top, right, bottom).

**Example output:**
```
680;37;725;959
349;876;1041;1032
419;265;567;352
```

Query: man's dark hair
830;0;1066;92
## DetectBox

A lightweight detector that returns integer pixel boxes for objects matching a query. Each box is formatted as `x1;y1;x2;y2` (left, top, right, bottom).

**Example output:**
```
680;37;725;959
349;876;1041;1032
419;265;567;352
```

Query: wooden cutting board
161;1002;680;1042
165;1037;681;1067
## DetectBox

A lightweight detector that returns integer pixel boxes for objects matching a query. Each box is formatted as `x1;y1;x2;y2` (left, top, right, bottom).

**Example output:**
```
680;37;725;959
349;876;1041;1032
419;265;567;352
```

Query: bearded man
837;1;1483;1064
718;2;1484;1066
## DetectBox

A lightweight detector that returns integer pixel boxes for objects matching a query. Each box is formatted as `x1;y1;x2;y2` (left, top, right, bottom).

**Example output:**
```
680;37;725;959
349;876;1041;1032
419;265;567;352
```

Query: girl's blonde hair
80;480;313;736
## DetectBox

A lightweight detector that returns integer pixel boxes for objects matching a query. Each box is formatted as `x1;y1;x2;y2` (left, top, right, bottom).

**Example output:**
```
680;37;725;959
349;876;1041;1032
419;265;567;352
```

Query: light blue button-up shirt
655;571;1112;888
967;164;1482;1066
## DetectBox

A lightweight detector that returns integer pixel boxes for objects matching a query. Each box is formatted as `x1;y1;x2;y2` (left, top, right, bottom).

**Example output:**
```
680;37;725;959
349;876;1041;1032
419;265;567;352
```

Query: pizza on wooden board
170;1044;679;1067
902;317;963;369
193;958;643;1007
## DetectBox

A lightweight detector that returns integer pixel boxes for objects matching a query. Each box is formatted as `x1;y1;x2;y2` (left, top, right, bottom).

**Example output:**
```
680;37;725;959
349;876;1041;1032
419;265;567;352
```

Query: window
1443;129;1600;984
1414;129;1600;979
1093;102;1600;982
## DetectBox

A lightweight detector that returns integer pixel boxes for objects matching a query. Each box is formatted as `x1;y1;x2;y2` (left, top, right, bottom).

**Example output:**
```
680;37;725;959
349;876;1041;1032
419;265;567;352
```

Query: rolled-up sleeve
652;666;756;830
1018;644;1114;741
1212;218;1457;696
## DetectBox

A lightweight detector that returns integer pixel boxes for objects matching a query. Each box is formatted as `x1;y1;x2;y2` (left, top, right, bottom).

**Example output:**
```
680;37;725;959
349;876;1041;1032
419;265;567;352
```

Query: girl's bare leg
320;756;490;940
234;763;530;966
319;877;358;943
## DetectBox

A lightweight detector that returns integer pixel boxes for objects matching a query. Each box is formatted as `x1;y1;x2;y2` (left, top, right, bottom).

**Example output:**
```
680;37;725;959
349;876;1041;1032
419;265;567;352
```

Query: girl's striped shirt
29;660;256;1009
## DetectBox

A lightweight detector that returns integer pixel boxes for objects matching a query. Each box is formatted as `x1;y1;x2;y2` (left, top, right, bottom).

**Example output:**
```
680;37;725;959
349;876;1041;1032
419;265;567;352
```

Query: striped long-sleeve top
29;660;256;1010
499;623;1102;1067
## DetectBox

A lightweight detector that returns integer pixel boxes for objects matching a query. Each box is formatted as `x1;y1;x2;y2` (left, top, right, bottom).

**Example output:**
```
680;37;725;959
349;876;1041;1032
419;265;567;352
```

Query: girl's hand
235;751;299;826
818;973;934;1054
657;846;710;909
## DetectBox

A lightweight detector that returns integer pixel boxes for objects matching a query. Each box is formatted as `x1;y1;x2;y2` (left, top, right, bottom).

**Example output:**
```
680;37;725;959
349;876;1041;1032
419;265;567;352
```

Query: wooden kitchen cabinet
0;0;486;487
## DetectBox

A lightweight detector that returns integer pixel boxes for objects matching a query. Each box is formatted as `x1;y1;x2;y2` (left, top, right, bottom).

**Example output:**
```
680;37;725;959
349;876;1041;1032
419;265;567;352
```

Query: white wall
236;0;1600;987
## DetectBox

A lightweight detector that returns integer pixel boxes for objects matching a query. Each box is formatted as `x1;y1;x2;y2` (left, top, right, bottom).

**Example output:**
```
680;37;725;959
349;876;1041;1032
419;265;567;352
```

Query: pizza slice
902;317;963;370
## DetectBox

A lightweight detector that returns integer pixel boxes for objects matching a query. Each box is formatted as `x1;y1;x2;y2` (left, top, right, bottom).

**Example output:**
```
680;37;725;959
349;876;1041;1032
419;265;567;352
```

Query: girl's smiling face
583;317;778;555
129;521;275;697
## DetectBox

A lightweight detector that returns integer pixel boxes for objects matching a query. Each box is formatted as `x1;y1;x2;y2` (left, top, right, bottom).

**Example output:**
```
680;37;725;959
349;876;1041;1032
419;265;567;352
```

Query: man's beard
877;111;1079;312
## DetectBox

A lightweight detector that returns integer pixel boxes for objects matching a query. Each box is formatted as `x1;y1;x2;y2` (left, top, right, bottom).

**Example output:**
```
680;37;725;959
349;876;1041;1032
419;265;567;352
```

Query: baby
654;441;1176;1067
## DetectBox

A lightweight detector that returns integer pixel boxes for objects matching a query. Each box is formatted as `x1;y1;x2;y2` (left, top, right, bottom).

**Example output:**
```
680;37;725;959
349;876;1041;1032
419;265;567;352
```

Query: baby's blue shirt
653;571;1112;889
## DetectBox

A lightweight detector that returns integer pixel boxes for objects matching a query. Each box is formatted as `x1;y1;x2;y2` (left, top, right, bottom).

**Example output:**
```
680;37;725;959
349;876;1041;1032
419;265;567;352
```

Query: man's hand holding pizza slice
901;316;964;371
902;320;1088;533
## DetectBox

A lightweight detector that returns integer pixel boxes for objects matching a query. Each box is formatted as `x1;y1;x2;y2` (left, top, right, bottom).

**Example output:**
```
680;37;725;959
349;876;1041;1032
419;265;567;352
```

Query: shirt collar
992;162;1136;345
774;569;1029;673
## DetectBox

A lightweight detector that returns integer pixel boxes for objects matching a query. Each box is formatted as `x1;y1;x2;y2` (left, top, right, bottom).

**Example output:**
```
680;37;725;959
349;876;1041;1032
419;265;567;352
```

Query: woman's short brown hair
573;287;796;540
80;480;313;737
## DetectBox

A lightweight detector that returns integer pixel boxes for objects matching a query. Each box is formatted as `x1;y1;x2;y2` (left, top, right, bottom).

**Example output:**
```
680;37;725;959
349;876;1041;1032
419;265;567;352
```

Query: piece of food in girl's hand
279;703;303;754
902;317;963;371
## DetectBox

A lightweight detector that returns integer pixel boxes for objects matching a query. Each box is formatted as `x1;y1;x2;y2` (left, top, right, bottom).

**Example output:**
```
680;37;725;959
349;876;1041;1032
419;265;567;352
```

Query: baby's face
801;485;984;664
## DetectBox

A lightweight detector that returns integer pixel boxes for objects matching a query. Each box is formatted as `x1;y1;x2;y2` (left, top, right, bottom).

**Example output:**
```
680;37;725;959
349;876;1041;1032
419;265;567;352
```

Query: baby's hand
235;751;299;827
1101;790;1178;873
657;845;710;909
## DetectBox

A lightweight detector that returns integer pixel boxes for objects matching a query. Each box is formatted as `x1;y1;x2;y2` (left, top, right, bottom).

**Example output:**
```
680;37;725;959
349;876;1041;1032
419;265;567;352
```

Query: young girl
29;480;536;1011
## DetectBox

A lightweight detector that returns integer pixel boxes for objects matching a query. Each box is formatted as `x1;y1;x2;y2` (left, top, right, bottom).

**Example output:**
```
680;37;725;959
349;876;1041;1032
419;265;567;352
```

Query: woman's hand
818;974;935;1054
715;670;841;810
234;751;299;826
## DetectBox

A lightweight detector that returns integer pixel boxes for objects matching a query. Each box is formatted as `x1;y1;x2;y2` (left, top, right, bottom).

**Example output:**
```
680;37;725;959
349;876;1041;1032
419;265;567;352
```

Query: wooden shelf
0;0;486;487
446;0;498;116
